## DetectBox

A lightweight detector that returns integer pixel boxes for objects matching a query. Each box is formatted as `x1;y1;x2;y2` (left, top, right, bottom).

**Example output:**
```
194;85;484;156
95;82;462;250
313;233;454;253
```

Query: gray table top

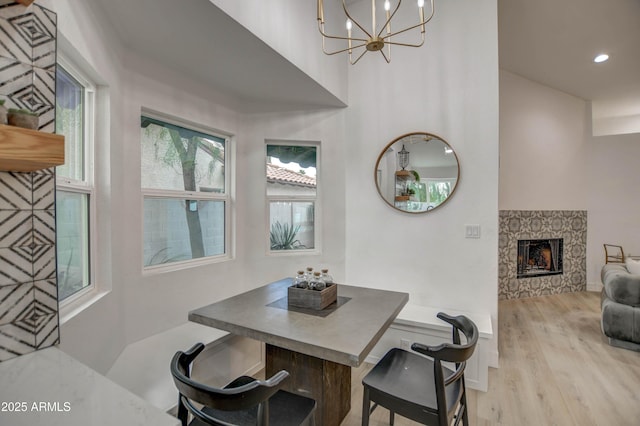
189;278;409;366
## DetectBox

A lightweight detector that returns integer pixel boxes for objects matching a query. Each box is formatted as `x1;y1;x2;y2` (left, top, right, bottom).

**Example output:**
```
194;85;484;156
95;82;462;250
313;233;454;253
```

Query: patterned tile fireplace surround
499;210;587;300
0;1;58;361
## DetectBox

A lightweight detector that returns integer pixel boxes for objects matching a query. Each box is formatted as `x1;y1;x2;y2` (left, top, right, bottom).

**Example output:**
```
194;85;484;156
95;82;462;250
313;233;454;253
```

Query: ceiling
89;0;345;113
499;0;640;119
90;0;640;118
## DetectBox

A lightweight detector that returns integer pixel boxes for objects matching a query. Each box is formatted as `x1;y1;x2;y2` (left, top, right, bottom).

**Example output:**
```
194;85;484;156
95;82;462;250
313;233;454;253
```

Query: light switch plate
465;224;481;239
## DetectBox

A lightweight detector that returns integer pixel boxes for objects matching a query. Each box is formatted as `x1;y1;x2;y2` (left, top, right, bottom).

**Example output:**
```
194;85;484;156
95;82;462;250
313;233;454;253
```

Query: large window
141;114;229;269
266;144;318;252
55;61;95;302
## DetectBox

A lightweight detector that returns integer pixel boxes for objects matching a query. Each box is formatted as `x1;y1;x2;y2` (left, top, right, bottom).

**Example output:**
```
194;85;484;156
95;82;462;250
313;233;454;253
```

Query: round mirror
374;132;460;213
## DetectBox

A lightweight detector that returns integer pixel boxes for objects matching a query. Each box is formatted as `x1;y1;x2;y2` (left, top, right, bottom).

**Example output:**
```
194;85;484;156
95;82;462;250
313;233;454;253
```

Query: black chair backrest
410;312;478;364
410;312;479;425
170;343;289;425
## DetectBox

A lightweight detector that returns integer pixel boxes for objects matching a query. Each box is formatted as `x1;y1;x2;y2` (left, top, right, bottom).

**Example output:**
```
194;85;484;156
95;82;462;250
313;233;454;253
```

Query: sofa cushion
601;263;640;307
601;295;640;345
626;257;640;275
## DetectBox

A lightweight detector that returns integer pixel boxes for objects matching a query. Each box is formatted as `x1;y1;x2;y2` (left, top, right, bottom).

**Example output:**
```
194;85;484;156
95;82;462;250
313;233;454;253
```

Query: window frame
55;54;97;307
265;141;321;256
140;110;233;274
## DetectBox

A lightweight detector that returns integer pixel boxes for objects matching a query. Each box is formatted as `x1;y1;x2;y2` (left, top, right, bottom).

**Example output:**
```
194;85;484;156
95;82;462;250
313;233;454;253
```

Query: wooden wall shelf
0;124;64;172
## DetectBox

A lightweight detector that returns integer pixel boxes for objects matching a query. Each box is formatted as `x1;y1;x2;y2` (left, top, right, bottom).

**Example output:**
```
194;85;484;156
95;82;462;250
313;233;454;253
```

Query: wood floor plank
342;291;640;426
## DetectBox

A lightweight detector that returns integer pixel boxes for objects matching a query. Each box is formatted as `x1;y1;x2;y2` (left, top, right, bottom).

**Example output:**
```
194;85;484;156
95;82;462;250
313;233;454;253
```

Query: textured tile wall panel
0;57;33;103
0;1;58;362
32;244;55;281
33;209;54;246
498;210;587;300
0;172;32;209
32;171;54;209
0;210;32;248
34;279;58;347
0;322;35;361
31;3;56;71
0;246;32;286
0;7;32;64
32;67;54;131
0;282;32;325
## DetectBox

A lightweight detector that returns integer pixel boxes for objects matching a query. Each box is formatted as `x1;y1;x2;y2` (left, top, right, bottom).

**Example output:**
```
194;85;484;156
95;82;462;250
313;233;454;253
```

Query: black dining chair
361;313;478;426
171;342;316;426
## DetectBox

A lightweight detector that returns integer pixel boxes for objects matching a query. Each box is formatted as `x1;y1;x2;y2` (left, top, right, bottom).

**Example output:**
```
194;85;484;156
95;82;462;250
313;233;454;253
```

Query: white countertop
0;347;179;426
107;322;230;412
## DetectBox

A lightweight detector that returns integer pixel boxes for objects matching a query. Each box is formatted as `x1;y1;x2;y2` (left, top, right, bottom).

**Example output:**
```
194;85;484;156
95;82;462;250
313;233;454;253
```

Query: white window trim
265;141;321;256
140;110;233;274
56;55;99;318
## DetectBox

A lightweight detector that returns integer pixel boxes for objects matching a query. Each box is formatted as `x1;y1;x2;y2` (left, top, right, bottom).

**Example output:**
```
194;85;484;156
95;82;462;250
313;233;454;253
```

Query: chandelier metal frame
317;0;435;65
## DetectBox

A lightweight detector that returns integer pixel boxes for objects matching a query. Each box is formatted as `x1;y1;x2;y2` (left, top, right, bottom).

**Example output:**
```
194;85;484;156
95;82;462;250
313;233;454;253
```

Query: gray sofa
601;263;640;351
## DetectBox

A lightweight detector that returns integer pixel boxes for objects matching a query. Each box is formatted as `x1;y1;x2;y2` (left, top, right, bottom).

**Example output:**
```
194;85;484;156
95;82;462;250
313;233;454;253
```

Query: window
55;61;95;302
266;144;317;252
425;178;456;207
141;114;230;269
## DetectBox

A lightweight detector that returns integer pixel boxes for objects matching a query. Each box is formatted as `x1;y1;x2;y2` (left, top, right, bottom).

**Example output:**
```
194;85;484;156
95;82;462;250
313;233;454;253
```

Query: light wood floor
342;291;640;426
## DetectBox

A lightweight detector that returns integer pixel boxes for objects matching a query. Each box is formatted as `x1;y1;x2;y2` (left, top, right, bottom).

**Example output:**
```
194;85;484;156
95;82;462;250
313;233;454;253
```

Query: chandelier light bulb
594;53;609;63
385;0;391;11
418;0;425;7
346;19;352;31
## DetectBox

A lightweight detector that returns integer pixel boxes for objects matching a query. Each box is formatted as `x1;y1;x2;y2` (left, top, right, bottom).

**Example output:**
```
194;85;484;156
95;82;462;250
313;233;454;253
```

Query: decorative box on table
288;283;337;310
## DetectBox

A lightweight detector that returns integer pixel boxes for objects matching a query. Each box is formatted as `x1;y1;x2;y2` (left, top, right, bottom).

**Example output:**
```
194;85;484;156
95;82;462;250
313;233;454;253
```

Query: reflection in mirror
375;132;460;213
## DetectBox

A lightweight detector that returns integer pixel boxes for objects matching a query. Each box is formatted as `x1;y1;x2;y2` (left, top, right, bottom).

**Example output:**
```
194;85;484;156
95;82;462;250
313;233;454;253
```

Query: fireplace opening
517;238;563;279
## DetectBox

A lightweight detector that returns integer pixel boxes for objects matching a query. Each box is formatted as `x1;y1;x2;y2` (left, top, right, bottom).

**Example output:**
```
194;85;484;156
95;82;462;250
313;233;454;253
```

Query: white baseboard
488;349;499;369
587;281;603;292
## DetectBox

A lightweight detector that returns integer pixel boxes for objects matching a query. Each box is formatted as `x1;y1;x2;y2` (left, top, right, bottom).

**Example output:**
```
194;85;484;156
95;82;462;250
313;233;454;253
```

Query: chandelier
317;0;435;65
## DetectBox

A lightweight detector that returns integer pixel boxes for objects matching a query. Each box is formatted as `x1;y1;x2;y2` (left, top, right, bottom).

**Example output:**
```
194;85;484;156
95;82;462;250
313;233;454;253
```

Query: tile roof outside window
266;163;316;188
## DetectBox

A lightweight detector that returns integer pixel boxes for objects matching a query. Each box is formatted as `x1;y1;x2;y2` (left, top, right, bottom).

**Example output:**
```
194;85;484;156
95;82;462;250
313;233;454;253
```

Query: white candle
385;0;391;35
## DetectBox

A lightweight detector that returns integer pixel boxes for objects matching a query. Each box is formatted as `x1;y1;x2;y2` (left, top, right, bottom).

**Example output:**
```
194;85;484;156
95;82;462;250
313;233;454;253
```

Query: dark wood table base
266;344;351;426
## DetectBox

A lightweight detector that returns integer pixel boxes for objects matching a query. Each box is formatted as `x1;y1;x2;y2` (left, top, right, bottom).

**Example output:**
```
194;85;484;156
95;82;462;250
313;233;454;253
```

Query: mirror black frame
374;132;460;214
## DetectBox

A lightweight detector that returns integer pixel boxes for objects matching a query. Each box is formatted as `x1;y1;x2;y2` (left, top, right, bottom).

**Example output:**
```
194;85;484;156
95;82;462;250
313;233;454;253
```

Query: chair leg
461;388;469;426
389;410;395;425
362;387;370;426
177;396;189;426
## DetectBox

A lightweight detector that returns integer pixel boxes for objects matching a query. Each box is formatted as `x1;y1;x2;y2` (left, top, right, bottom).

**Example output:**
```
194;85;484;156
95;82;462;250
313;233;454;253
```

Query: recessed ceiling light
594;54;609;63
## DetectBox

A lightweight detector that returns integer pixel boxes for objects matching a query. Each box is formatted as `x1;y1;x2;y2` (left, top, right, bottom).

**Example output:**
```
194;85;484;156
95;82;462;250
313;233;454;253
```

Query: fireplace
499;210;586;300
517;238;563;279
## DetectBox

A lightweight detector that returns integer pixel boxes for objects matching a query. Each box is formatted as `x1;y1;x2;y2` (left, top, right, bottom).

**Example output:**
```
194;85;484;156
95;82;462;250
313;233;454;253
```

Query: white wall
118;52;244;345
344;0;500;362
210;0;348;105
41;0;348;372
238;110;347;282
104;48;348;347
586;132;640;287
45;0;507;374
499;70;589;210
40;0;126;373
500;70;640;290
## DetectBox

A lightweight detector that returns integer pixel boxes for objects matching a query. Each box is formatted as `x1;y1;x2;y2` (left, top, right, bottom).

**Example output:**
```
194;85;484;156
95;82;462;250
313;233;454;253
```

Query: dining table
189;278;409;426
